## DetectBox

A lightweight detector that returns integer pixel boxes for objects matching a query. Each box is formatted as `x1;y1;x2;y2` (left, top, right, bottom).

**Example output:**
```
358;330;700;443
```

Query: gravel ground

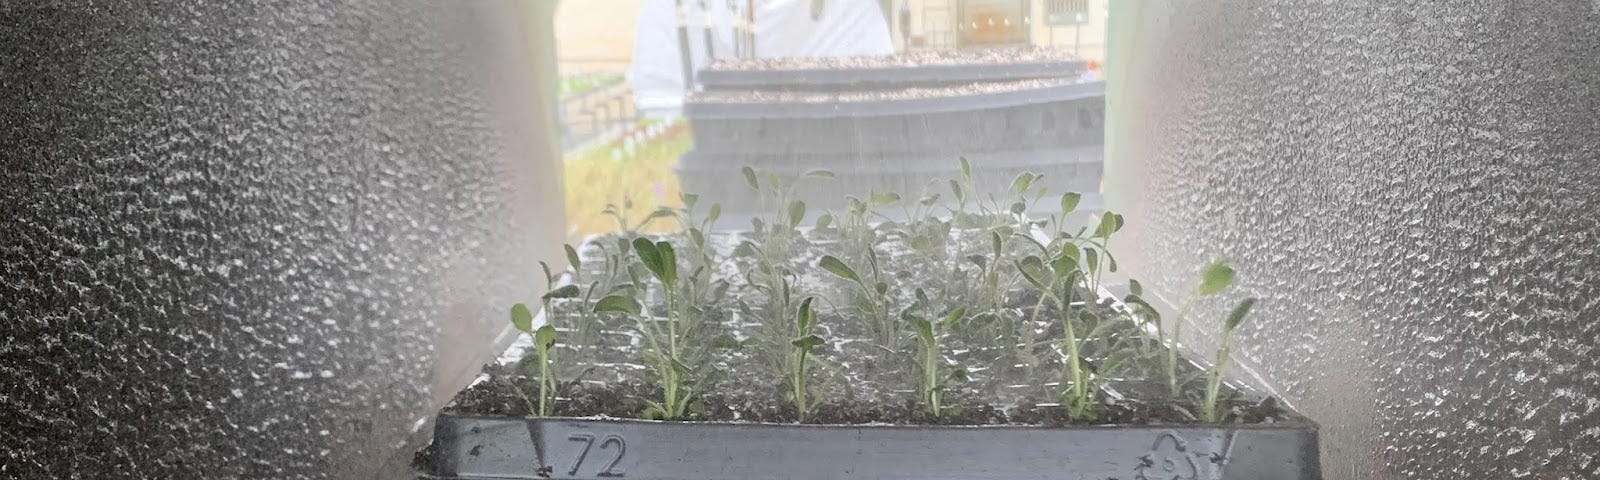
689;77;1082;104
709;46;1083;71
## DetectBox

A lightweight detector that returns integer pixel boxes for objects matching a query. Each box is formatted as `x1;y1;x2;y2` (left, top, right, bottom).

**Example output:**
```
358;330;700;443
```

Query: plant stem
665;289;683;418
1202;333;1232;423
1057;279;1090;420
1167;296;1195;398
794;348;809;422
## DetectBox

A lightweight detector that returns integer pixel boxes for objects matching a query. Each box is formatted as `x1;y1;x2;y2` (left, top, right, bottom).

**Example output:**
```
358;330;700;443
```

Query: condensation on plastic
1109;1;1600;479
0;2;561;478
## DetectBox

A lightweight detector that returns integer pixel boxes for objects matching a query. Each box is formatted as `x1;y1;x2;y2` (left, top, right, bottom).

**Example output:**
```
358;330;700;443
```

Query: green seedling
740;165;833;260
1202;298;1257;423
788;297;825;422
673;194;733;327
946;158;1048;230
1148;259;1238;398
603;196;677;234
595;238;701;420
1017;252;1098;420
1013;229;1143;422
818;252;897;349
906;294;968;418
511;303;559;417
965;229;1018;314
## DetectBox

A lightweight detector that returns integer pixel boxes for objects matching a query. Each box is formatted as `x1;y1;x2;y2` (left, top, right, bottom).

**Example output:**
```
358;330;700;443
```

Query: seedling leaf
741;166;759;190
1017;256;1051;293
657;241;677;285
869;191;901;205
535;325;557;349
732;241;758;258
539;261;554;286
818;255;861;284
940;307;967;328
1060;192;1081;214
564;244;582;270
1010;172;1035;194
689;228;706;248
1094;213;1119;238
791;334;825;349
911;318;935;345
1225;298;1257;332
633;238;677;286
802;168;836;179
788;200;807;228
593;295;641;316
815;213;833;230
795;297;816;331
1051;245;1080;275
543;284;581;300
1199;260;1235;295
511;303;535;333
965;254;988;271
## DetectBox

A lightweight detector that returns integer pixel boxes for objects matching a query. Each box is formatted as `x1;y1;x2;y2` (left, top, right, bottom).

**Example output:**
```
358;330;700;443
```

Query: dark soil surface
447;363;1290;427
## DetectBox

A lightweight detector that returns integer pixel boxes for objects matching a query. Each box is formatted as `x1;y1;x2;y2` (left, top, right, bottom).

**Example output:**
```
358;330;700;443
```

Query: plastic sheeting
630;0;893;115
1106;1;1600;478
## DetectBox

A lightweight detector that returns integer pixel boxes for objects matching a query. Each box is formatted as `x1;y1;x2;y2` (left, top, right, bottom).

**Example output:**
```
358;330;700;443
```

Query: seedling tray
420;415;1318;480
697;60;1088;91
683;81;1104;120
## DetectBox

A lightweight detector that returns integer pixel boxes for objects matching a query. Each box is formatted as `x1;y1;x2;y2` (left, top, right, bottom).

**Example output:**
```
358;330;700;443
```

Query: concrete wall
0;2;565;478
1107;1;1599;478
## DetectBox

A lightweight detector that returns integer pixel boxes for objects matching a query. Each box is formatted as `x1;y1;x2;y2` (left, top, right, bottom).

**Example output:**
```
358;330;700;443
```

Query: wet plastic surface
1108;2;1600;478
1;2;563;478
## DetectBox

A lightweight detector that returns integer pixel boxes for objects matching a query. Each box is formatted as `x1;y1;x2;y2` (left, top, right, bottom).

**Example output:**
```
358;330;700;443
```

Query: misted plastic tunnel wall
1;2;566;477
1105;1;1599;478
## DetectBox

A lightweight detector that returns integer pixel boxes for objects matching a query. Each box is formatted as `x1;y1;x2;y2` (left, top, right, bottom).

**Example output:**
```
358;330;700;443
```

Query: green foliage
510;159;1265;427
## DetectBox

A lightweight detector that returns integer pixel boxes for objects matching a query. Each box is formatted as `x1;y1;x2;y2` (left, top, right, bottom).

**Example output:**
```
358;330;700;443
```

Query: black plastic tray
698;60;1088;91
420;415;1320;480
